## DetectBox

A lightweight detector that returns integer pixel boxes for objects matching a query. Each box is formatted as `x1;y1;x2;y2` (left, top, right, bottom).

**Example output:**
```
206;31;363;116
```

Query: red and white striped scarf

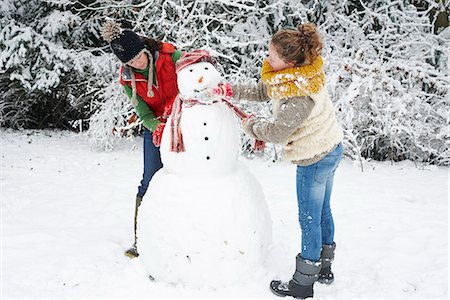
169;95;265;152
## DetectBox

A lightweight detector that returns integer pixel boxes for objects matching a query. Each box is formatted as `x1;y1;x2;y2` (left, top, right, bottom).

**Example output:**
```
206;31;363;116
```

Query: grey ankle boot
270;254;321;299
318;242;336;284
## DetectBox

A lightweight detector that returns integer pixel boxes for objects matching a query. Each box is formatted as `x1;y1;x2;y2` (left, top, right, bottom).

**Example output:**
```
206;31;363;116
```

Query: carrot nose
198;76;204;83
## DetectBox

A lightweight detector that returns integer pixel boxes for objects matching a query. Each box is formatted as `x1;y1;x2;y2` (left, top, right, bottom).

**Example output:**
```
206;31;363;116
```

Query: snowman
137;50;272;287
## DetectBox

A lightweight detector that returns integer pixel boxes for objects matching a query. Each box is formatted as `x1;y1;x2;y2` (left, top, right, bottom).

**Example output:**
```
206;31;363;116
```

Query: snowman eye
204;67;209;70
189;69;193;72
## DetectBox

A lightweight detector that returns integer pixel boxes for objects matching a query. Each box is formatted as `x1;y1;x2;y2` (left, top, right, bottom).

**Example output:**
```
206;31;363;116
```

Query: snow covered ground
1;129;448;299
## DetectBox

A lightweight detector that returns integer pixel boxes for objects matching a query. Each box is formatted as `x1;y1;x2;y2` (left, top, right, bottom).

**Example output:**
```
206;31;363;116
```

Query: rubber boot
124;196;142;258
270;254;321;299
318;242;336;284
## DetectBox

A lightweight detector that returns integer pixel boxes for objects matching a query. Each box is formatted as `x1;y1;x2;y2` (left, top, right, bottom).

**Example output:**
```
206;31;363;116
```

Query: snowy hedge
0;0;449;165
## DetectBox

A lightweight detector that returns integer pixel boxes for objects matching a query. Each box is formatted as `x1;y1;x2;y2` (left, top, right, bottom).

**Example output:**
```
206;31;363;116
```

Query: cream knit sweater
233;82;343;166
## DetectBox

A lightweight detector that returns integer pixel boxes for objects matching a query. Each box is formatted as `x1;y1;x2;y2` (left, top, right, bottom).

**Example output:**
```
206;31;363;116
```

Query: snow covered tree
313;0;450;165
0;0;115;130
1;0;448;164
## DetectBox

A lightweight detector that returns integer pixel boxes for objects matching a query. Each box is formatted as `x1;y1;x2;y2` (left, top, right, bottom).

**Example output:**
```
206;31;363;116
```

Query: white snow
138;163;271;287
1;129;449;299
139;60;272;287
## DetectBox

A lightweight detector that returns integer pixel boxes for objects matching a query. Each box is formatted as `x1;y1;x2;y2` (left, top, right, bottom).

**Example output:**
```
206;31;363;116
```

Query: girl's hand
196;83;232;103
242;117;266;151
242;116;258;139
152;123;165;147
210;82;233;101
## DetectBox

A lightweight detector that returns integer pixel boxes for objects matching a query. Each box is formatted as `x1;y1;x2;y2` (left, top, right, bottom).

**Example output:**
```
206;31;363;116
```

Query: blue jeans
137;128;163;199
296;143;343;262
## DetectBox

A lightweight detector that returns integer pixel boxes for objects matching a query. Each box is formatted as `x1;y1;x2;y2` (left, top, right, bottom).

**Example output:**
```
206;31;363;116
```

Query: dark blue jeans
137;128;163;199
296;143;343;262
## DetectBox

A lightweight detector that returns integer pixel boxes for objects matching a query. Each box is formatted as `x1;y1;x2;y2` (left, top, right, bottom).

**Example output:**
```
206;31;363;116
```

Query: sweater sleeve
123;85;160;132
231;81;271;102
243;96;315;144
171;50;183;64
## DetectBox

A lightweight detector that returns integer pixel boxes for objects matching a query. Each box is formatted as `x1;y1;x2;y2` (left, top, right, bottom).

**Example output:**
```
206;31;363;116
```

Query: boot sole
317;278;334;285
124;248;139;258
270;288;288;298
269;284;308;299
270;289;305;299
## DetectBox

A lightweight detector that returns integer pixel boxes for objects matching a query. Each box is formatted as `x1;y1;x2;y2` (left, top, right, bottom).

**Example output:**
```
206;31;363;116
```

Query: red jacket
119;42;178;118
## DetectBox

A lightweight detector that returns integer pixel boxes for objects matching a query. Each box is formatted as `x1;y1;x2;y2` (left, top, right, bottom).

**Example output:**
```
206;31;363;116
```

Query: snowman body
161;101;240;176
137;61;272;287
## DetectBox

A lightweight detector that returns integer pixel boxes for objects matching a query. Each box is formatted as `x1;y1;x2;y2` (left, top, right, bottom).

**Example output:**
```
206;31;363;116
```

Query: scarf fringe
170;96;184;152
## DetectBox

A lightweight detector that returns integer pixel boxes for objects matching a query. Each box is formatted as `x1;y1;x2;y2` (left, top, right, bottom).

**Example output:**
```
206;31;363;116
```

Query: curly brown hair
271;23;323;66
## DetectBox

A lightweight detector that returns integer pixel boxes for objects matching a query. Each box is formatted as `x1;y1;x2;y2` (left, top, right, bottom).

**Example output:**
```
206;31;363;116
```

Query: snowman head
176;50;221;102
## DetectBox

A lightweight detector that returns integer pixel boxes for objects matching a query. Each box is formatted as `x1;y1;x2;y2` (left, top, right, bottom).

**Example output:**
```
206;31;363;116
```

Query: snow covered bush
0;0;113;130
1;0;448;164
125;0;449;164
87;72;137;151
318;0;450;165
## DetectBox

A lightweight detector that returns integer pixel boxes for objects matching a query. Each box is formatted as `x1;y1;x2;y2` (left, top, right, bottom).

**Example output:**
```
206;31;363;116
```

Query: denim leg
137;128;163;199
321;173;335;245
320;144;343;245
296;143;344;262
297;164;326;262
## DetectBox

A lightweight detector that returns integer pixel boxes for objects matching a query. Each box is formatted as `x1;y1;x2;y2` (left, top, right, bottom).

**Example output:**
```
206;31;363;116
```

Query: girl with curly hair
214;23;344;299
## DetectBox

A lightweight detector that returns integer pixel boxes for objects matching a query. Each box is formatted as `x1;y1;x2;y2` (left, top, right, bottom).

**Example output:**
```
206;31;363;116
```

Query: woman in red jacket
101;21;182;257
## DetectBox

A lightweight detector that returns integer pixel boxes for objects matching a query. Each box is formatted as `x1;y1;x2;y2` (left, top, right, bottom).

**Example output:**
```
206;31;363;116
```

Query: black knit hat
100;21;146;64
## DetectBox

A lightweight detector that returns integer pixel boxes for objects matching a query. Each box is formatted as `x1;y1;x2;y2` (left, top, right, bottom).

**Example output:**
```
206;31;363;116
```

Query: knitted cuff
242;118;258;139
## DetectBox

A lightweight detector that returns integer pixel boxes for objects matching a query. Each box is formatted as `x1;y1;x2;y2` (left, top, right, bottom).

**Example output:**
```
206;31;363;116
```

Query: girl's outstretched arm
231;81;271;102
243;96;314;144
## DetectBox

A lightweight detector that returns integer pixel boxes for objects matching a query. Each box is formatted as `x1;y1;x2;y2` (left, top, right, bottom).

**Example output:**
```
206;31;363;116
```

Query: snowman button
204;137;209;141
203;122;207;126
206;156;210;160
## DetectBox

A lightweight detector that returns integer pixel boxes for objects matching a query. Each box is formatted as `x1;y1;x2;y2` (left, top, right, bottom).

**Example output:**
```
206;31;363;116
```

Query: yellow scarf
261;56;325;100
